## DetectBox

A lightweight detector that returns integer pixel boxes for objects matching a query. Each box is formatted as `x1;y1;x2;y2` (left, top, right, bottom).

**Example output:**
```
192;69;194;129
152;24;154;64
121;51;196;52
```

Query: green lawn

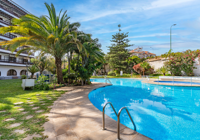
0;79;65;139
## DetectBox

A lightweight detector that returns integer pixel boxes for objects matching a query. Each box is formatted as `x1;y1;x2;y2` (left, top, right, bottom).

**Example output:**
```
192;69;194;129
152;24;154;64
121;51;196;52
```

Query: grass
0;79;65;139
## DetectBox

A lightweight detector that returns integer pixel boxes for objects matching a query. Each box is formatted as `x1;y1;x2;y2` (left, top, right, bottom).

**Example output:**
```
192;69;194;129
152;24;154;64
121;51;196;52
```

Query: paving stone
26;115;33;120
35;110;44;113
48;106;53;108
23;134;41;140
5;118;15;121
41;103;45;105
22;112;28;114
36;94;40;96
18;108;24;111
27;102;33;104
32;107;39;110
14;129;25;134
14;102;23;105
27;98;31;100
29;104;34;107
9;123;21;128
0;111;6;113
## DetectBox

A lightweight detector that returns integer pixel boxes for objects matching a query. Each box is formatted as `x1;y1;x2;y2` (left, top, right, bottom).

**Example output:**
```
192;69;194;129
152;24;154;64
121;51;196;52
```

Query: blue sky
13;0;200;55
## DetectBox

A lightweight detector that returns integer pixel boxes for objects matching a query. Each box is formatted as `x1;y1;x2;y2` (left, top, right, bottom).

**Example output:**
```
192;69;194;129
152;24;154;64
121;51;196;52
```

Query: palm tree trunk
55;57;64;84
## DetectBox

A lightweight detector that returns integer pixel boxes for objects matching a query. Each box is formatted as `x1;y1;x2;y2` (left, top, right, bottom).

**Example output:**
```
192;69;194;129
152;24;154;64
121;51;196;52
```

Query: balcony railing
0;45;34;56
0;0;28;18
0;32;17;39
0;58;32;64
0;19;11;25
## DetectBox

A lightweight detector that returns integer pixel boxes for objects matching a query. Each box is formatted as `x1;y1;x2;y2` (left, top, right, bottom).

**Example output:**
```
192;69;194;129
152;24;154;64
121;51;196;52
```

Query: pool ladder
104;76;112;84
102;102;137;140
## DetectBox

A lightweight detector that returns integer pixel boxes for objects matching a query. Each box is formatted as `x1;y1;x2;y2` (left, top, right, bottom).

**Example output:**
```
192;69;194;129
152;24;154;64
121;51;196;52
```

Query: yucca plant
0;3;82;83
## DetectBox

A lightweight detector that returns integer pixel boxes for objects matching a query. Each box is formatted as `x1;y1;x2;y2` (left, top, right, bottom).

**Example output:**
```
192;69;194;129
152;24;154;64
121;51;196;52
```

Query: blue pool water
155;81;200;85
89;78;200;140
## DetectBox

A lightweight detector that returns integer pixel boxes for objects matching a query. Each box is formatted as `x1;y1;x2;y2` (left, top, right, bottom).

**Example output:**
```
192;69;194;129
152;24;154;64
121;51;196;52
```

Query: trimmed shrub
108;71;116;76
21;75;27;79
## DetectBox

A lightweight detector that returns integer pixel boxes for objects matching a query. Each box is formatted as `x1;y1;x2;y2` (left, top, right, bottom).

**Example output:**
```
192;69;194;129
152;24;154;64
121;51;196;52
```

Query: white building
0;0;34;79
129;47;156;59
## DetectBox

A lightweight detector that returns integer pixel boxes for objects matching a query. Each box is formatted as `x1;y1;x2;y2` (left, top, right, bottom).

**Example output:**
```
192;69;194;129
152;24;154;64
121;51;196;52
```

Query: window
20;70;27;75
0;71;1;76
23;59;28;63
7;69;17;76
9;57;16;62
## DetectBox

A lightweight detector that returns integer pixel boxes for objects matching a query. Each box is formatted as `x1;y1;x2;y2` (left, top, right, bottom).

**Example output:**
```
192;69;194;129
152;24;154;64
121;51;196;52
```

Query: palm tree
28;65;39;78
140;62;150;76
158;66;168;76
0;3;82;84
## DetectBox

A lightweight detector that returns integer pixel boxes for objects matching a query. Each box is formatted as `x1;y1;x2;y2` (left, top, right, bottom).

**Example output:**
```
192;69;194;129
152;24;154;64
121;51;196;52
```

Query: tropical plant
31;56;49;74
46;57;56;74
140;62;151;76
133;63;143;75
164;50;200;76
157;66;168;76
0;3;83;84
28;64;39;78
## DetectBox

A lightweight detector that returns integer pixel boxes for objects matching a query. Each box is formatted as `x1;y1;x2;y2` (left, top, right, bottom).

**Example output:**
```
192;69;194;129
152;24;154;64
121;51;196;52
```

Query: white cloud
74;0;197;22
148;0;195;9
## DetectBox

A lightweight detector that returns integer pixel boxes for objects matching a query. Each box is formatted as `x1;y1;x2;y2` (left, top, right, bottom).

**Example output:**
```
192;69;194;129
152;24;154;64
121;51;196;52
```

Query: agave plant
0;3;82;83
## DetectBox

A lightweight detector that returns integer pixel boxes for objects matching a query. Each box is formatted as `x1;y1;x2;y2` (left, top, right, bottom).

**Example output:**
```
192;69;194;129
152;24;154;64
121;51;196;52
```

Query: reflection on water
89;78;200;140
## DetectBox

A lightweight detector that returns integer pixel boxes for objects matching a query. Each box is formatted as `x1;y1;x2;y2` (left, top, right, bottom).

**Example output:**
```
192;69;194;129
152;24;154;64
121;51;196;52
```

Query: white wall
148;59;167;71
193;58;200;76
0;65;28;76
148;58;200;76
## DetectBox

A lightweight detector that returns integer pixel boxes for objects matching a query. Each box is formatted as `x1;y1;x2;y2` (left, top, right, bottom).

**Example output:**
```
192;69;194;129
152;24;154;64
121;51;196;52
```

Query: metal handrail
117;107;136;140
104;75;112;84
102;102;117;130
102;102;137;140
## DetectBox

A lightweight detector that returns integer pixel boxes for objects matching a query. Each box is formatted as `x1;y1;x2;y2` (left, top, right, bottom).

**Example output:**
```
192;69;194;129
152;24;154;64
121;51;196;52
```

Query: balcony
0;58;32;65
0;18;11;25
0;32;17;39
0;0;28;18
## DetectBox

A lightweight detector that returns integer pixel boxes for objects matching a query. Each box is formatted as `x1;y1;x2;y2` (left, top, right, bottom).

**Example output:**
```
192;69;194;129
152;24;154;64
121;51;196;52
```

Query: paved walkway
43;83;151;140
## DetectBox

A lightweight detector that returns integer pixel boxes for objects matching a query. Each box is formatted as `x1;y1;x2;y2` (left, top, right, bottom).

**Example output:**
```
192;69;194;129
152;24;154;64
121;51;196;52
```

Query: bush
21;75;27;79
63;73;77;83
34;75;49;90
108;71;116;76
116;74;131;77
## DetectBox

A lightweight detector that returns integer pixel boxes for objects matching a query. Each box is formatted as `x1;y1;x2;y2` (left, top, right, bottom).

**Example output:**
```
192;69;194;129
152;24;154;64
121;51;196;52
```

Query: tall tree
107;24;133;74
0;3;82;84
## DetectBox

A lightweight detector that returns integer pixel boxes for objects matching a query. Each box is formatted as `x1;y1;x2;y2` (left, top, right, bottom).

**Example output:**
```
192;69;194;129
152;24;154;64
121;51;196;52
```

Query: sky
13;0;200;55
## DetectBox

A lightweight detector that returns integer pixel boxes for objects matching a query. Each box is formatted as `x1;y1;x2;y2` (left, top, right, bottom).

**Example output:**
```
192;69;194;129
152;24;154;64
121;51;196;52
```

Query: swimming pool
89;78;200;140
154;80;200;85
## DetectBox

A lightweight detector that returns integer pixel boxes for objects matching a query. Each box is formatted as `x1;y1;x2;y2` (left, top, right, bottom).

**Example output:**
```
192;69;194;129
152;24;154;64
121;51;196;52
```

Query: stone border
43;82;151;140
142;79;200;87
